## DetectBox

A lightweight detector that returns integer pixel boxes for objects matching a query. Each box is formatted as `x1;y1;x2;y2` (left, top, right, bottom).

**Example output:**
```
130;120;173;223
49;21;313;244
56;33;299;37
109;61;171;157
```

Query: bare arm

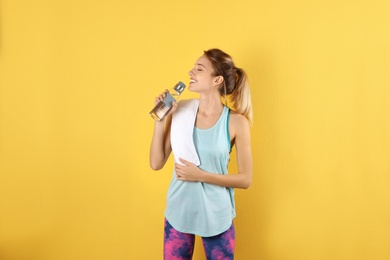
149;117;172;170
175;113;253;189
149;92;177;170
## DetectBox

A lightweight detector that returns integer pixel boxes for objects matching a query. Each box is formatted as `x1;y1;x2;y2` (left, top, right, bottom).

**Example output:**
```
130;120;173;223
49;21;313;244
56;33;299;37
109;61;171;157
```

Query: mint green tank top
165;106;236;237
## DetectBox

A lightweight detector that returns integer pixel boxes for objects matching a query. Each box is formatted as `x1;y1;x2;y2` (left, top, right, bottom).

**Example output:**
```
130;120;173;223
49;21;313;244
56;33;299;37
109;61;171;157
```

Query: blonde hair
203;49;253;125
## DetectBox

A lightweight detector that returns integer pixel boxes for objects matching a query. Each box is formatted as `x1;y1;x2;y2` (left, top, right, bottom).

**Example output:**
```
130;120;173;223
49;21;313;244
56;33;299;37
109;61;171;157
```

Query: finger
171;101;177;111
159;92;167;101
154;91;168;105
179;158;191;166
175;164;184;174
154;97;161;105
166;101;177;117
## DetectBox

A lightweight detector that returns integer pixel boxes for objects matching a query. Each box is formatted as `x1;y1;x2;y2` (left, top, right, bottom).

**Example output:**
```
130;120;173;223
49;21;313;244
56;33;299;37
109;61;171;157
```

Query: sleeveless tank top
164;105;236;237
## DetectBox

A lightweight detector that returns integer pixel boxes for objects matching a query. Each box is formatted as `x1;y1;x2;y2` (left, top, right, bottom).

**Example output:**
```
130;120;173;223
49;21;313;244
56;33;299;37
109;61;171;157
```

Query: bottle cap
174;81;186;94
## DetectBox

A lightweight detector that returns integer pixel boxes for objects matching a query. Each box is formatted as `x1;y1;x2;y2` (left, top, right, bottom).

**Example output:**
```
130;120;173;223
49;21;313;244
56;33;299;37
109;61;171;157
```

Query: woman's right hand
150;91;174;170
154;90;168;106
154;90;178;121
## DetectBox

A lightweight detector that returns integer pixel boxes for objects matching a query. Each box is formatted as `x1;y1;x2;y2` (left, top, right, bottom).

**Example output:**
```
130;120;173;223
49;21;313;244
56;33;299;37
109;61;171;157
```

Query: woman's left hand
175;158;204;182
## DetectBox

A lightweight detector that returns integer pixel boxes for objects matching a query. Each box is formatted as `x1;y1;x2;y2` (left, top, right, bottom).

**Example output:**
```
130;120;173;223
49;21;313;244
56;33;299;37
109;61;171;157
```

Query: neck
197;94;224;117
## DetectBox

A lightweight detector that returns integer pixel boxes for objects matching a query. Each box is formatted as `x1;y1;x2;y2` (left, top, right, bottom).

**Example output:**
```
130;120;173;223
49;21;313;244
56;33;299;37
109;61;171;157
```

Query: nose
188;68;194;76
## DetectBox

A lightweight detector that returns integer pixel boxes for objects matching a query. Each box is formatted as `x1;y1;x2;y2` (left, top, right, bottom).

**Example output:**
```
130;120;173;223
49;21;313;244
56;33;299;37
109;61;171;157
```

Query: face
188;55;221;93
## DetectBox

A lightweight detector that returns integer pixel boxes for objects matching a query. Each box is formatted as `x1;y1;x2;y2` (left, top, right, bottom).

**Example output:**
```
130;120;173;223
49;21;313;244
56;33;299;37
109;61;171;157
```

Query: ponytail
204;49;253;125
231;68;253;125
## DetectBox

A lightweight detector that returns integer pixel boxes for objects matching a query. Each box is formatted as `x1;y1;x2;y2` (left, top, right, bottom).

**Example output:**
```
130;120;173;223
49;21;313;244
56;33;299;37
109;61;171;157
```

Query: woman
150;48;253;260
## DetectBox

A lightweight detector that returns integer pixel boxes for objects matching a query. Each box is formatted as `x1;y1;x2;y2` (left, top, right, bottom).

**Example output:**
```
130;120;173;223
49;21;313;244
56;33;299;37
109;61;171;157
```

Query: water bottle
149;81;186;121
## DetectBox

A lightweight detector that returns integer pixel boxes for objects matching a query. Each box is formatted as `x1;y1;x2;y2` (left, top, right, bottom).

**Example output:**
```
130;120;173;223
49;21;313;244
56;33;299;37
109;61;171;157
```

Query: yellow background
1;0;389;259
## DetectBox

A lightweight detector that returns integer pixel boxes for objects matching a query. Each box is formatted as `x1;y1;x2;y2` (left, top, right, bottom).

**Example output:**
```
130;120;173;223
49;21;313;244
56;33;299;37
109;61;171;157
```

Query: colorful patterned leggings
164;218;235;260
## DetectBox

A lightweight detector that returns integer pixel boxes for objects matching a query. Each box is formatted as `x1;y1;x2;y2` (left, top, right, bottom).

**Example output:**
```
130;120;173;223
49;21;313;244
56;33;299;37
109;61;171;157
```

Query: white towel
171;99;200;166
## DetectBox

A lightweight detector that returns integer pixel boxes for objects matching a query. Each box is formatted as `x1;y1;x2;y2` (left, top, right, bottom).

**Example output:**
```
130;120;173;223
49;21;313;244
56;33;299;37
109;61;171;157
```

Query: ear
214;75;224;85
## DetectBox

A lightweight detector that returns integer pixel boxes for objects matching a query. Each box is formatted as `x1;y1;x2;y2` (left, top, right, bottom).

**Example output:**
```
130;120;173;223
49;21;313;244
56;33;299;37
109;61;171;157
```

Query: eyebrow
195;63;206;68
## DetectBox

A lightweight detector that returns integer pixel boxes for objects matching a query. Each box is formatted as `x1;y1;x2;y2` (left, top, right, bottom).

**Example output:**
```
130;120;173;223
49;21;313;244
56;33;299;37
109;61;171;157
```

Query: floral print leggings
164;218;235;260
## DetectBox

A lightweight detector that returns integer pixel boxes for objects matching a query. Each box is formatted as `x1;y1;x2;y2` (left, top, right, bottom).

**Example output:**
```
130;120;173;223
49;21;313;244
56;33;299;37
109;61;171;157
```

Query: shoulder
229;110;250;127
229;110;250;139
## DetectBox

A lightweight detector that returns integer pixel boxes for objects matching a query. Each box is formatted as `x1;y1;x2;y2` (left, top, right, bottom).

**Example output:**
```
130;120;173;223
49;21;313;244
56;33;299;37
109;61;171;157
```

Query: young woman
150;48;253;260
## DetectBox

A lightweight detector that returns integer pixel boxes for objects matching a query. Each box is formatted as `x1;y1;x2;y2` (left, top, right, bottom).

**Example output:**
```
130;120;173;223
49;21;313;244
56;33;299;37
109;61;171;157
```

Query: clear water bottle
149;81;186;121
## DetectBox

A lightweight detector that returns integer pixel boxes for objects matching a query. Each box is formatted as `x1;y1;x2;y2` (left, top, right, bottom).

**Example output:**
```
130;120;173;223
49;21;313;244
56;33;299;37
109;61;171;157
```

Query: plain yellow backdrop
1;0;389;259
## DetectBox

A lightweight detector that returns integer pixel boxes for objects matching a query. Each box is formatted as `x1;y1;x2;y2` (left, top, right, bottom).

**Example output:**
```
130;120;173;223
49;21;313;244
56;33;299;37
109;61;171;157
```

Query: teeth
190;79;196;83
